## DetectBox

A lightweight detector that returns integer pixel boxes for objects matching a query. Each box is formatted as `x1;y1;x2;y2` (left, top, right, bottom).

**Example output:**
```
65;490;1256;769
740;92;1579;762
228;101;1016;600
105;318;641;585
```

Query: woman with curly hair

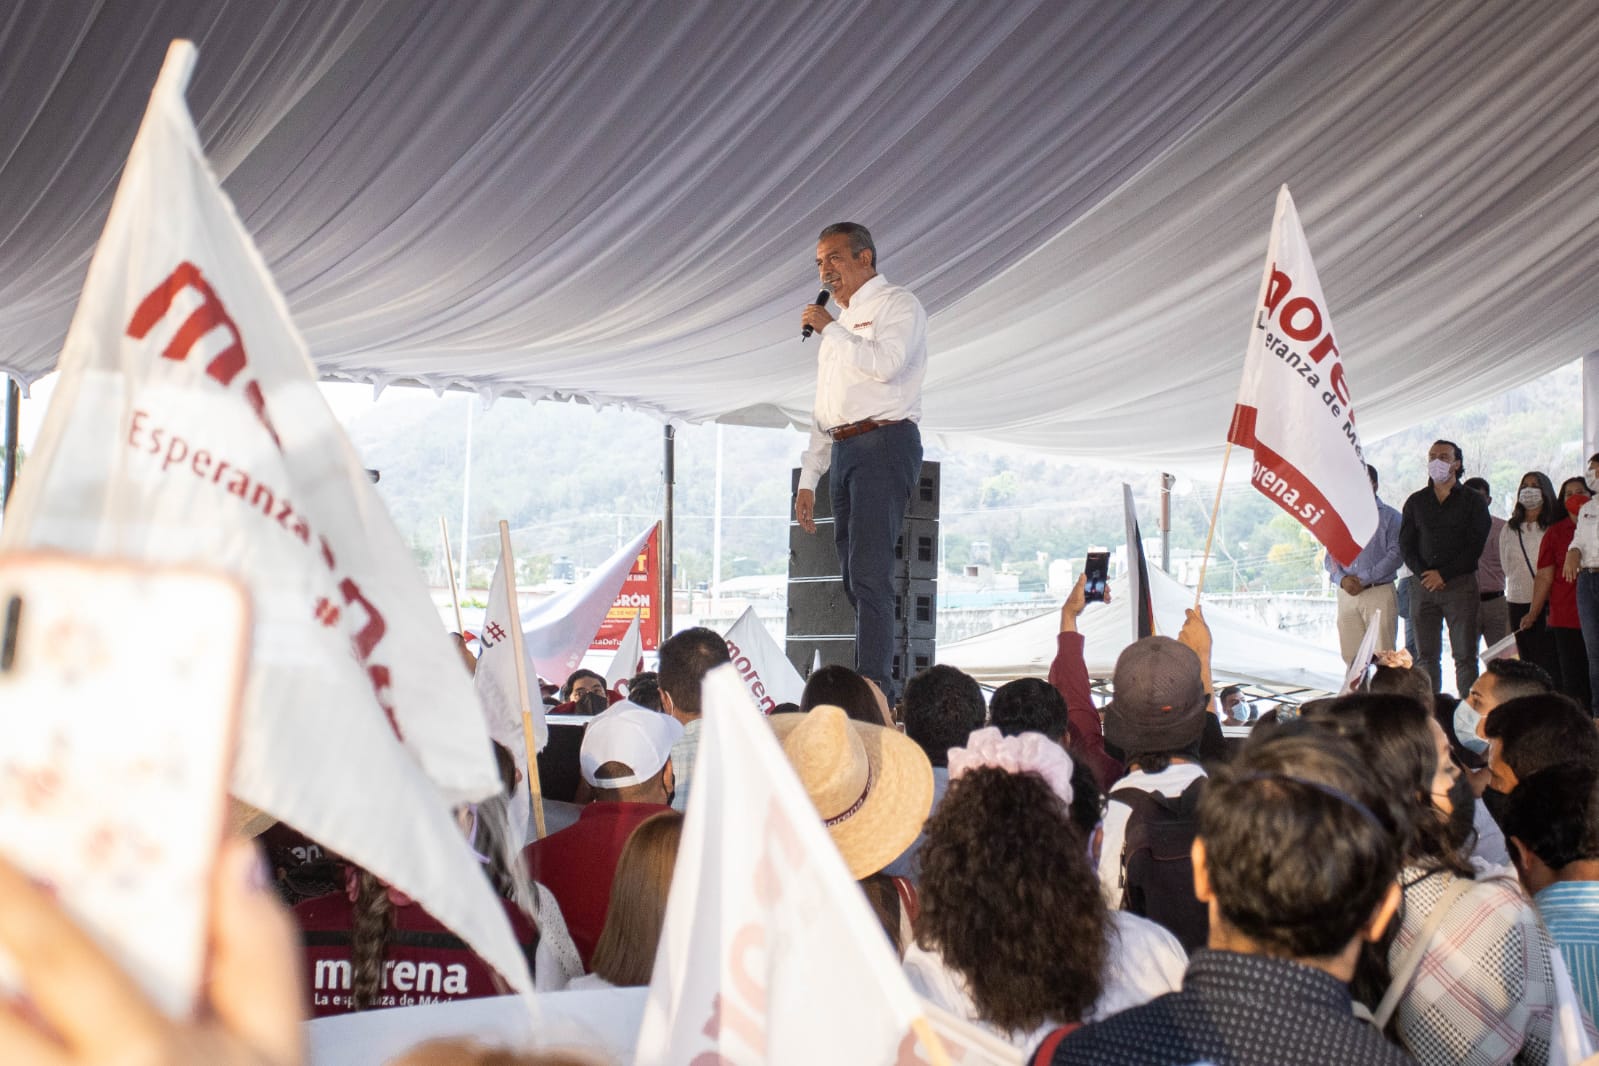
903;728;1185;1053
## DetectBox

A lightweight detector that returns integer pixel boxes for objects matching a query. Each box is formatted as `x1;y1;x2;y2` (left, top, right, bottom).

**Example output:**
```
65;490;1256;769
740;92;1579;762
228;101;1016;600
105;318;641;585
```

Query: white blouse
1499;521;1547;603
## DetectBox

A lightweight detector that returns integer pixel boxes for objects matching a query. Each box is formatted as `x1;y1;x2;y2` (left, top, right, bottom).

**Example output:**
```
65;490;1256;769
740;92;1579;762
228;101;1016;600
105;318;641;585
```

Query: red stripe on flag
1230;405;1363;566
1227;403;1258;448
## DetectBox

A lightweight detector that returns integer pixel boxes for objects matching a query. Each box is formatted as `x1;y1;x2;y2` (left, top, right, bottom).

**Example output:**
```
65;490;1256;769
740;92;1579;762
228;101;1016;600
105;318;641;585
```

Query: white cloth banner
306;988;647;1066
723;607;805;713
1339;610;1382;694
1227;185;1378;567
519;525;655;688
635;664;944;1065
606;613;644;689
0;41;533;1002
474;550;542;846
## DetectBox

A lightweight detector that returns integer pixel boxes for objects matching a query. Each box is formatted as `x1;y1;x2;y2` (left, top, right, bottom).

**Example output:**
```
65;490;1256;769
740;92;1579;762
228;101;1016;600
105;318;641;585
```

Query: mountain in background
343;361;1583;595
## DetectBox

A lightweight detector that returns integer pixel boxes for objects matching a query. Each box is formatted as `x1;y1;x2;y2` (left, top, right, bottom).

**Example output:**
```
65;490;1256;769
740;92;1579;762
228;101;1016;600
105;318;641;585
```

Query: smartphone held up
0;554;249;1018
1083;550;1110;603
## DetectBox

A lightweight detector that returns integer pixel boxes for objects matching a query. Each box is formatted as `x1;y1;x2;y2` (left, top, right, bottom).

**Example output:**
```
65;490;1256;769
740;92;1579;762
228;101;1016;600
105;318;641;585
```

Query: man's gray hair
819;222;876;266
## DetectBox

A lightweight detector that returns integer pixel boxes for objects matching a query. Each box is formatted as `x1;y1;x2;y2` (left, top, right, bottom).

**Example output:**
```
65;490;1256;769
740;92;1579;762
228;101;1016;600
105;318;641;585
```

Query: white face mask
1518;486;1543;509
1588;474;1599;495
1428;458;1453;484
1453;702;1488;755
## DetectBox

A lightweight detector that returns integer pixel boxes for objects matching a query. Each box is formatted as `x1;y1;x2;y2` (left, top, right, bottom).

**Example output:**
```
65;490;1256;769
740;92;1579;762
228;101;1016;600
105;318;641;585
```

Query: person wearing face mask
1562;453;1599;716
1521;477;1590;709
1502;472;1563;680
1400;440;1493;696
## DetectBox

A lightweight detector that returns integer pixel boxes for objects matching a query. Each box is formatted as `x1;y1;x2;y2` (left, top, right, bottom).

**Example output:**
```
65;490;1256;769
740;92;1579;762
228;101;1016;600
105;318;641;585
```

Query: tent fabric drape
3;0;1597;468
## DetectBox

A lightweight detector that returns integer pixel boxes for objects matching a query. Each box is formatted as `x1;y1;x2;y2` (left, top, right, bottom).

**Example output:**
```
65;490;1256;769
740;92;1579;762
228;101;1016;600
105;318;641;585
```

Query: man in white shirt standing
794;222;927;702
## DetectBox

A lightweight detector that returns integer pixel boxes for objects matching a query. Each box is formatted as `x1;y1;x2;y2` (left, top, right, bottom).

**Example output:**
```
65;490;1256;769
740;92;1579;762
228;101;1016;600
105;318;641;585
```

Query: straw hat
769;705;934;879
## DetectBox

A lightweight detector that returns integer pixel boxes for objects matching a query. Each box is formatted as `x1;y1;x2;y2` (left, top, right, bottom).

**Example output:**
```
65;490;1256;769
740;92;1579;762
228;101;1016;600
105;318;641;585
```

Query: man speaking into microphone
794;222;928;703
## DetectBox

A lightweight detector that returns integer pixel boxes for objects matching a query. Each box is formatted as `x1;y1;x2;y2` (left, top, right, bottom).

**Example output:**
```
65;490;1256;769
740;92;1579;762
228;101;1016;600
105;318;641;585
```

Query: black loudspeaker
787;462;939;677
786;578;855;638
891;639;937;687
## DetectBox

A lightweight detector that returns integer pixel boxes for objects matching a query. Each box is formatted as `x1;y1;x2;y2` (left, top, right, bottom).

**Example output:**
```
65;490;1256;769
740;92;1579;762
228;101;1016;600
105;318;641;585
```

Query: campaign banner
724;606;805;713
636;665;946;1065
592;524;660;652
1227;185;1377;567
0;42;532;1002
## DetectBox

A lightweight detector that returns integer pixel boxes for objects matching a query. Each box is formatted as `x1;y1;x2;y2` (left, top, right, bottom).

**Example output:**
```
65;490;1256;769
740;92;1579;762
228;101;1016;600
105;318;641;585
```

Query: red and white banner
1227;186;1377;567
591;524;660;653
520;524;654;685
723;607;805;713
0;43;533;1000
636;665;947;1065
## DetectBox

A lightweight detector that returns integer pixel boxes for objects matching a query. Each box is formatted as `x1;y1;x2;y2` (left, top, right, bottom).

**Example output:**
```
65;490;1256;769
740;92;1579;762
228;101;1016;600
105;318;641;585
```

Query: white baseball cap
580;701;684;788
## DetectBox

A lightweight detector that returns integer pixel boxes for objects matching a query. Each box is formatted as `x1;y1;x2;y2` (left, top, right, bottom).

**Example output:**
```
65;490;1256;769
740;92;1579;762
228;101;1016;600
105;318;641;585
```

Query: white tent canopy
940;564;1347;694
3;1;1598;467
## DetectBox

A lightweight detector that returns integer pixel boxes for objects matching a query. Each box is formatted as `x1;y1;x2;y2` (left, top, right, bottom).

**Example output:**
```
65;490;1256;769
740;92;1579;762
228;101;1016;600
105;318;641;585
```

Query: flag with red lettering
723;607;805;713
605;614;644;689
0;42;534;1001
635;665;946;1065
1227;186;1377;566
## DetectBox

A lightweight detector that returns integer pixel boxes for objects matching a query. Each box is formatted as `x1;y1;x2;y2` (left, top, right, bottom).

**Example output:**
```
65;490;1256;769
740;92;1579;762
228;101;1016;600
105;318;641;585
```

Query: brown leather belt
827;418;906;442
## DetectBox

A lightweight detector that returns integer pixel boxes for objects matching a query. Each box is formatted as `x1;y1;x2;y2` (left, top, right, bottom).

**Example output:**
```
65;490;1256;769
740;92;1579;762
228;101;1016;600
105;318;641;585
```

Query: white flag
1339;610;1382;694
0;42;533;1001
635;665;945;1065
474;549;542;845
1228;186;1377;567
724;607;806;712
605;613;644;689
519;525;654;687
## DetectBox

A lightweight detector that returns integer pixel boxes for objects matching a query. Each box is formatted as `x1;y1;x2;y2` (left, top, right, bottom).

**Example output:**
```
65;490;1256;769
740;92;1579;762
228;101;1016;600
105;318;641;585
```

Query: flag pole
1194;442;1234;607
440;516;465;635
498;520;547;839
910;1017;953;1066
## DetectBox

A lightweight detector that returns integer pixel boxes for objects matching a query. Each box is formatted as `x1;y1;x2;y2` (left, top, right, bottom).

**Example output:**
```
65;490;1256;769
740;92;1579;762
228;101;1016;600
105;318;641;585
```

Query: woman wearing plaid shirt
1305;694;1573;1065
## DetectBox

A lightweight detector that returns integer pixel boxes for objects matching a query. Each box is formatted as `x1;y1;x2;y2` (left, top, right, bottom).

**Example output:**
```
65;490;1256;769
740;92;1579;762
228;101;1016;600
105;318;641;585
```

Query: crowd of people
11;449;1599;1065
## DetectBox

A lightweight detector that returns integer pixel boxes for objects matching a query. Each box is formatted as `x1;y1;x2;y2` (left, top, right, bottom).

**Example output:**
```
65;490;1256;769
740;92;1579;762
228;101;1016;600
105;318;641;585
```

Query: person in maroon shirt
522;701;680;968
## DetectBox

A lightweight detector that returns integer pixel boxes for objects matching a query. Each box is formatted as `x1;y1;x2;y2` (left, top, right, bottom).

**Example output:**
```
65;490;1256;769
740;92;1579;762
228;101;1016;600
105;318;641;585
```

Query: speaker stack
786;462;939;690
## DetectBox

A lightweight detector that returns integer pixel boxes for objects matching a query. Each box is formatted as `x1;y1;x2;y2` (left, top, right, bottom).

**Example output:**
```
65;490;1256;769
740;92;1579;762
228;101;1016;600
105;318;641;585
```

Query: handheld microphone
801;289;831;340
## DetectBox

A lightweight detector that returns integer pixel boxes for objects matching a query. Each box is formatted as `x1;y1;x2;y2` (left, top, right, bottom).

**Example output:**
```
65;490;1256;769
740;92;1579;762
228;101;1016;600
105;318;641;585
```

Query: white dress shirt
1500;522;1547;602
1574;498;1599;565
797;273;928;493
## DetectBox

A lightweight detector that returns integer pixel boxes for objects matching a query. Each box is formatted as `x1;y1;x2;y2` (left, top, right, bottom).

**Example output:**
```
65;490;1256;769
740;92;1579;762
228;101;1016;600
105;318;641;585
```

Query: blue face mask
1453;701;1488;754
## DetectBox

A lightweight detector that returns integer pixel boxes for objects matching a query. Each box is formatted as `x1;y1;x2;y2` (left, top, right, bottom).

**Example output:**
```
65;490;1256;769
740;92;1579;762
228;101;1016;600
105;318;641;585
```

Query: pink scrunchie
947;726;1075;806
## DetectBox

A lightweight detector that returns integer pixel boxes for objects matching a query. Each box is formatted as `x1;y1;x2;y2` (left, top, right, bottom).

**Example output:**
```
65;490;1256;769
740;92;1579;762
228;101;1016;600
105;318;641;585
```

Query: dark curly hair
989;677;1069;744
915;767;1107;1033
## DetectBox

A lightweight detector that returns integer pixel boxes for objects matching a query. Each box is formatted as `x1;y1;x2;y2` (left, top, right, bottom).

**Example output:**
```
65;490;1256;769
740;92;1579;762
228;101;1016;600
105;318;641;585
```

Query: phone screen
0;554;248;1017
1083;551;1110;603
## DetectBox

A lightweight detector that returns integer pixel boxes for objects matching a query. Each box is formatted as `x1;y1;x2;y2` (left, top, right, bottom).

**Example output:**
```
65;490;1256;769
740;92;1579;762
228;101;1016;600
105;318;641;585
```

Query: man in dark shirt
1044;729;1413;1066
1400;440;1492;695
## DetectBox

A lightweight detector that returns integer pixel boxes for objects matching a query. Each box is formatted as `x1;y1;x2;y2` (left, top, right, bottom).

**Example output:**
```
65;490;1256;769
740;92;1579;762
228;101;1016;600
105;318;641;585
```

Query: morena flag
1228;186;1377;567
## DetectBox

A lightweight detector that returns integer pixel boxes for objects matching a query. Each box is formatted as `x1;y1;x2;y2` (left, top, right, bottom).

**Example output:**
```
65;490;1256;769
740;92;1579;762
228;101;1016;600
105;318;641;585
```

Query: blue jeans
1575;571;1599;715
830;421;922;701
